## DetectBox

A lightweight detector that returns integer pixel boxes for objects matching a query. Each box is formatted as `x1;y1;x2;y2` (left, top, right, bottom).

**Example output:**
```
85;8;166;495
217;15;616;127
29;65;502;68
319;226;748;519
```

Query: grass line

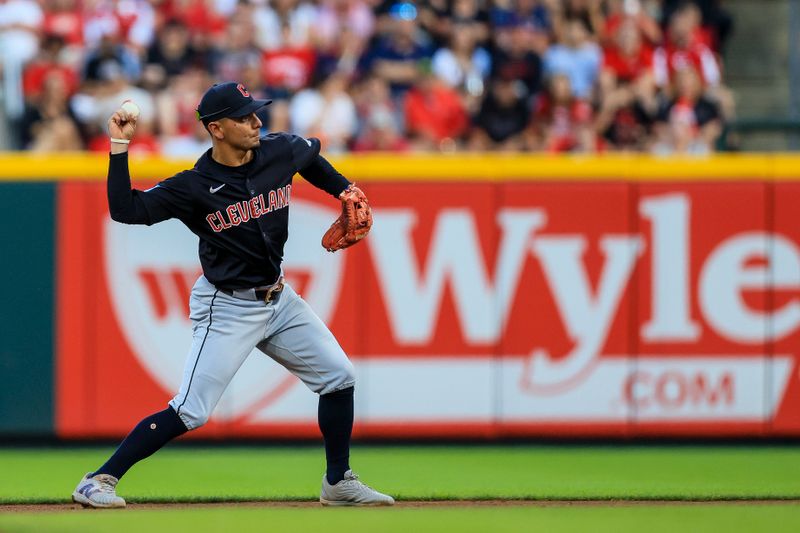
5;494;800;505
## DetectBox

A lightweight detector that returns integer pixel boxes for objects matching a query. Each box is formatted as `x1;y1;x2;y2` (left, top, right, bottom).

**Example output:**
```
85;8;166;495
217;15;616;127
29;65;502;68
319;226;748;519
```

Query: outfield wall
2;153;800;439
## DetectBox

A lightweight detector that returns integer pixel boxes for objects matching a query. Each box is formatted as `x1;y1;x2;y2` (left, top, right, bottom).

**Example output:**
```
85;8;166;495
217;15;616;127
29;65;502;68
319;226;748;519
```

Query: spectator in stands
404;62;469;150
154;64;276;155
558;0;606;42
23;34;79;102
431;20;491;112
653;2;720;90
41;0;84;65
490;0;552;55
387;0;485;53
543;16;601;101
353;74;404;143
448;0;490;46
490;0;552;35
359;2;433;100
661;0;733;53
469;73;530;151
352;106;410;152
160;117;212;159
313;0;374;79
82;0;155;54
211;10;261;83
490;22;544;103
17;70;83;151
155;68;212;142
651;65;722;155
0;0;44;120
82;27;141;86
290;70;358;153
118;0;156;53
145;19;206;84
261;21;317;97
601;0;661;46
160;0;228;45
314;0;374;52
71;58;155;150
253;0;318;51
654;1;734;119
0;0;43;67
595;17;658;150
0;0;738;154
411;0;449;49
530;72;595;153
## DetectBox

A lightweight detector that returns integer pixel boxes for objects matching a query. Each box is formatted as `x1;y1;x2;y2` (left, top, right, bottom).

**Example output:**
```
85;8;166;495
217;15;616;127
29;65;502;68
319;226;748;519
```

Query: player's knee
331;359;356;392
190;412;210;429
316;359;356;395
172;407;209;430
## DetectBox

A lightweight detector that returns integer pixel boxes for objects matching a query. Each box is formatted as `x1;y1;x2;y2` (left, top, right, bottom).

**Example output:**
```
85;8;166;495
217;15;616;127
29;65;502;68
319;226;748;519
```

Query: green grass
2;446;800;532
0;445;799;504
2;505;800;533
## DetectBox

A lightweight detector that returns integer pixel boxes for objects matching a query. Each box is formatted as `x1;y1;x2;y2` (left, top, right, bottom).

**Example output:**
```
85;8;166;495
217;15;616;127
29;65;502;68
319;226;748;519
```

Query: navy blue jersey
108;133;349;289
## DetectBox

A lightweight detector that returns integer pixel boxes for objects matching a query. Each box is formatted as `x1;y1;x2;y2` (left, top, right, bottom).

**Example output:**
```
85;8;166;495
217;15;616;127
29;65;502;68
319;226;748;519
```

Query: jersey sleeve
108;152;193;225
107;152;192;226
136;171;196;224
298;154;351;198
286;133;322;172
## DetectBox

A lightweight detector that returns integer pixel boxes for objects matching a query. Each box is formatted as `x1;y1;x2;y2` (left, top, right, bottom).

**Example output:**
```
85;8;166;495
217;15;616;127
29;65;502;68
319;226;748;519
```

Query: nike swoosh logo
209;184;226;194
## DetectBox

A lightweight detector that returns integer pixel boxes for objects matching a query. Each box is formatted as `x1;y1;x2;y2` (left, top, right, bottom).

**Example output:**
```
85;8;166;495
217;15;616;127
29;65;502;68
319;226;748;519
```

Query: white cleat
72;473;127;509
320;470;395;507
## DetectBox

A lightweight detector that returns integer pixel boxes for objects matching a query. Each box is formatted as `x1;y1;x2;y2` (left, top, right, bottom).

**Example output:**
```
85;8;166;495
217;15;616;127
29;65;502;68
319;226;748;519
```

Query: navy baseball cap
196;82;272;122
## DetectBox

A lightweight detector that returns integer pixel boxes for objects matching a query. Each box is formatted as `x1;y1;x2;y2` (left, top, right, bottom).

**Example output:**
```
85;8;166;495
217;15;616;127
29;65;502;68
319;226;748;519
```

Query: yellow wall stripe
0;152;798;182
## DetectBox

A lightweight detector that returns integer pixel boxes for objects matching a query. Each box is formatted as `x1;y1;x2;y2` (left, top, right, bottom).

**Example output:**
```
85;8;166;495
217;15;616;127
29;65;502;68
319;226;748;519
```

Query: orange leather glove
321;184;373;252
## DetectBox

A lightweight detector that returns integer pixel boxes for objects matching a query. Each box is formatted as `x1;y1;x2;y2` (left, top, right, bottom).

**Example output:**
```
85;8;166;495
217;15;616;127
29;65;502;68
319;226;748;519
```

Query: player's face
219;112;262;150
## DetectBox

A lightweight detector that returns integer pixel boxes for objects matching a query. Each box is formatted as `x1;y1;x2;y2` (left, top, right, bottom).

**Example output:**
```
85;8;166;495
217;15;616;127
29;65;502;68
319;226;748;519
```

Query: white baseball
120;100;140;120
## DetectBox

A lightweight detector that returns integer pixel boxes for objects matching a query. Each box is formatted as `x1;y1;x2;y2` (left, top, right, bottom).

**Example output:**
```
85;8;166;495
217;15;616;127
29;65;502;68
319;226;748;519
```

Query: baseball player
71;82;392;508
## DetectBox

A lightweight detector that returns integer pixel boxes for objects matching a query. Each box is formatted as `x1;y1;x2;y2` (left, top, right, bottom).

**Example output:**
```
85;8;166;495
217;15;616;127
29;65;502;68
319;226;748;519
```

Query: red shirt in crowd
653;39;720;87
604;13;660;46
602;44;653;83
23;63;79;98
261;47;316;92
534;95;594;153
404;82;468;143
43;10;84;46
157;0;227;38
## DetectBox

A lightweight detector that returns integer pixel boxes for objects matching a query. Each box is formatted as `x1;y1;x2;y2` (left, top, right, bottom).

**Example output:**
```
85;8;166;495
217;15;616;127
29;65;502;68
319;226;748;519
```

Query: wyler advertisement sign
55;178;800;439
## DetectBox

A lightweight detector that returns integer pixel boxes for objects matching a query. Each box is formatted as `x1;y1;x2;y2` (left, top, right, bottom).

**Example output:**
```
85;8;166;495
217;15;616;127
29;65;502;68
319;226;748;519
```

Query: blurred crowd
0;0;734;156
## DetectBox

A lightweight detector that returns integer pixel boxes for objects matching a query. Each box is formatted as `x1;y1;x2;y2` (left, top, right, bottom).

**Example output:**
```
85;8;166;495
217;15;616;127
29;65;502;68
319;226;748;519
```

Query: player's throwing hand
108;101;138;144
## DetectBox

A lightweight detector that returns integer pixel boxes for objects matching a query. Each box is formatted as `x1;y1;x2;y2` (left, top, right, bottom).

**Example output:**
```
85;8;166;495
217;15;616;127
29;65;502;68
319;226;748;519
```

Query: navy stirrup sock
92;406;188;480
318;386;354;485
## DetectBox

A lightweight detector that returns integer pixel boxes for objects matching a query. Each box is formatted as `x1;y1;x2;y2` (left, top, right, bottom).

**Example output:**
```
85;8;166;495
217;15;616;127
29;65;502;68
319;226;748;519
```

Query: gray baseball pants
168;275;355;430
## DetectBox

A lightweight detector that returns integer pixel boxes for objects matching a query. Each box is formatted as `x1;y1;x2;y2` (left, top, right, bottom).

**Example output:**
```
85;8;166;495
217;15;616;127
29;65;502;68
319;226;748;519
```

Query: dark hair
566;16;592;34
673;0;700;19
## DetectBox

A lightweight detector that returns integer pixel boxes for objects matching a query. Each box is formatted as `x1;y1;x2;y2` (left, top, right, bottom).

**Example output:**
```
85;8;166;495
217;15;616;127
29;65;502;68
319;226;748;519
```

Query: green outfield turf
2;446;800;532
2;505;800;533
0;445;799;504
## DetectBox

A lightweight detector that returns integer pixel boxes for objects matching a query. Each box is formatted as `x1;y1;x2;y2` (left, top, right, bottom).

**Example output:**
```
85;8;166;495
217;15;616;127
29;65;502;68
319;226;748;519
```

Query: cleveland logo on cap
196;82;271;122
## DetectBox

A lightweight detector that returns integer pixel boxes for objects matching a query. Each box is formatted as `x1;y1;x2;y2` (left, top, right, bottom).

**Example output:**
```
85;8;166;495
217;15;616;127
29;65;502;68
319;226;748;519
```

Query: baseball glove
321;184;373;252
